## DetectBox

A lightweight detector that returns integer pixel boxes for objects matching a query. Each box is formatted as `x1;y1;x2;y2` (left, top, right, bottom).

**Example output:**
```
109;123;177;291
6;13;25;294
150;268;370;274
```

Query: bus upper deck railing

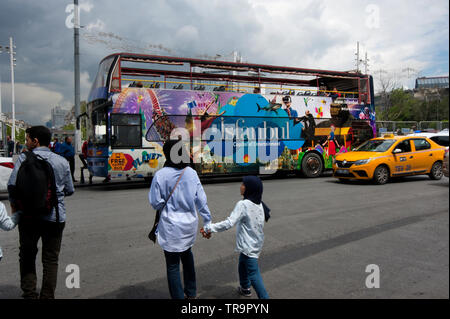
121;77;360;97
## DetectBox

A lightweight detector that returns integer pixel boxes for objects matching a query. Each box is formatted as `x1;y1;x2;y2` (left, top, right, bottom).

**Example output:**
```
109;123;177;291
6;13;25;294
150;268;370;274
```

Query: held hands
200;227;211;239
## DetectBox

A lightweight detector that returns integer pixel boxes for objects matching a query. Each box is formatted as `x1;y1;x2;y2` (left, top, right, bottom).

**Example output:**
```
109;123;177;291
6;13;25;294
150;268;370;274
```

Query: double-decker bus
86;53;376;181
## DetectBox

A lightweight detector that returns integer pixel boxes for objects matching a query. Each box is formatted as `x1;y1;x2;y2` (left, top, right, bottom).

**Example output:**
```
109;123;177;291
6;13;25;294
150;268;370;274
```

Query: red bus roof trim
100;52;367;79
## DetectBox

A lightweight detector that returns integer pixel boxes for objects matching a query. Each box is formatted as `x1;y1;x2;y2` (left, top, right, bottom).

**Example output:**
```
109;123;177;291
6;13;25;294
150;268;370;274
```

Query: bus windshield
88;56;115;102
355;139;395;152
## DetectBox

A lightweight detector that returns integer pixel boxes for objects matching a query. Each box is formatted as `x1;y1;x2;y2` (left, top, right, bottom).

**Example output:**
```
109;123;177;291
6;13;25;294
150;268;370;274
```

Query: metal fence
375;121;449;136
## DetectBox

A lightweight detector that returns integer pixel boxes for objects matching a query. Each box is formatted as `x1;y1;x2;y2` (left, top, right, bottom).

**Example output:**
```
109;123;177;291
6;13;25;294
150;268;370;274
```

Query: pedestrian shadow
93;281;252;299
93;255;243;299
0;285;22;299
93;282;169;299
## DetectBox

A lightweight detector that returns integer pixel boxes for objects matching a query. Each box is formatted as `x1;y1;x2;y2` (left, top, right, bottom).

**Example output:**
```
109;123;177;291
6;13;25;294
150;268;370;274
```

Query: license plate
336;169;349;174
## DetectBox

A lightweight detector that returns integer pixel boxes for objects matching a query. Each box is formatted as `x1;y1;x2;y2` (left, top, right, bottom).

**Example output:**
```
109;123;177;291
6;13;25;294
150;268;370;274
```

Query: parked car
407;129;449;149
0;156;14;193
333;134;446;184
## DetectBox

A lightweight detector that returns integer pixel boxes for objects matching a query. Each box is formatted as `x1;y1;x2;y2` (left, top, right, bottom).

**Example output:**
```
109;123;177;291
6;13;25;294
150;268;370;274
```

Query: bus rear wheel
301;152;323;178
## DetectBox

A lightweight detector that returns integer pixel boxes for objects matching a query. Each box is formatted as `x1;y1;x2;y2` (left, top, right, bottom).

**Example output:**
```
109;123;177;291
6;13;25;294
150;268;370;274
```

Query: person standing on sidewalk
7;126;74;299
59;136;77;182
6;136;14;157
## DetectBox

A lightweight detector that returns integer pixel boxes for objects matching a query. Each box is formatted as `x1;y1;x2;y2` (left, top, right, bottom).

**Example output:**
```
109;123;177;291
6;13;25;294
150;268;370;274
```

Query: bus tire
372;165;389;185
301;152;323;178
429;161;443;180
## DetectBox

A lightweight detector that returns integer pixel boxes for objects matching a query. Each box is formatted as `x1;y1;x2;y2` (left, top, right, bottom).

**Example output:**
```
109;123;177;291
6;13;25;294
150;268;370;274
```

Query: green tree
63;123;75;131
379;88;449;122
5;125;26;144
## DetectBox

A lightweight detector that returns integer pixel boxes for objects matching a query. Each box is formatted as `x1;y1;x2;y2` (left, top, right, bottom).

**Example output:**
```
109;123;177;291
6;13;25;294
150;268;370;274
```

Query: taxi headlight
354;158;371;165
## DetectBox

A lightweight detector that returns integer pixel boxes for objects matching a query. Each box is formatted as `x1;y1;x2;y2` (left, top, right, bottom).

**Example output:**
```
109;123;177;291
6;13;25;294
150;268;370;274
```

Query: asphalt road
0;173;448;299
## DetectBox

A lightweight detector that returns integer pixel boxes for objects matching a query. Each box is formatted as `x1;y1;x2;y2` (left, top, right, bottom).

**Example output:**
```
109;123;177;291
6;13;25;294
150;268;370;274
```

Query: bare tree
374;69;400;119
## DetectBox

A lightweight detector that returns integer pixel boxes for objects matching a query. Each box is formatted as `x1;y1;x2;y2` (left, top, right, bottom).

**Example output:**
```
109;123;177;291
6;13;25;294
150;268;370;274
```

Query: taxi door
411;138;434;173
391;139;414;176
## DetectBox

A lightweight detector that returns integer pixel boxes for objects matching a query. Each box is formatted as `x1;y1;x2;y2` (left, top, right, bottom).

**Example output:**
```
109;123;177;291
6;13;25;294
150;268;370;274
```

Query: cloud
0;0;448;125
1;82;66;124
79;1;94;13
85;19;105;31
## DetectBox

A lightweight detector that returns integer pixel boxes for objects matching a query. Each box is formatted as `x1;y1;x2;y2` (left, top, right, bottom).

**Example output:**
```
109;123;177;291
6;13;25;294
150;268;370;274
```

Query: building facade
51;106;69;128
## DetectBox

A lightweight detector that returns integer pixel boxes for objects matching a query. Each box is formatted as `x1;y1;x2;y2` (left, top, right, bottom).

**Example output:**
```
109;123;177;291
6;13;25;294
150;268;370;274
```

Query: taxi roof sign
383;133;395;138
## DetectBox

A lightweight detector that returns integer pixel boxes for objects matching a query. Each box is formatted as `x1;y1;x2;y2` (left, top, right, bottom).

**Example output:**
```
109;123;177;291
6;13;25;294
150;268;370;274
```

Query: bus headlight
354;158;371;165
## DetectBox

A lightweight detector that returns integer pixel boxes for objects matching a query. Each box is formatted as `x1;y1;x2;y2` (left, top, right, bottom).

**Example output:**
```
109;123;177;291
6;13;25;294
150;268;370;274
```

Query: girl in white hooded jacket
0;202;19;261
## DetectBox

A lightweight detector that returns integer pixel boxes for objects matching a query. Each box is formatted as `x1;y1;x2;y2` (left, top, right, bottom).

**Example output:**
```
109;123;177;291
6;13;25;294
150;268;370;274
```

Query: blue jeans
163;248;196;299
238;253;269;299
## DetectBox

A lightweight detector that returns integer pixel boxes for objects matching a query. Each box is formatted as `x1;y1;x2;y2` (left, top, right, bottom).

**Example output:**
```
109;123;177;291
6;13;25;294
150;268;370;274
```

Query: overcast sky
0;0;448;125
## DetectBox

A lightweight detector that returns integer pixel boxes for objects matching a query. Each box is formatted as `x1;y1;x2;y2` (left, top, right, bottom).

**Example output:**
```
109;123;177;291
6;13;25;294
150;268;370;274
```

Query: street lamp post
9;37;16;143
0;37;17;142
74;0;81;154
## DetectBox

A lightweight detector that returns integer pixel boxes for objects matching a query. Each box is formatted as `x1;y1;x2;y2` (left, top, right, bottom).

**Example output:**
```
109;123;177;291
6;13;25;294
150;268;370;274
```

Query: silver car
0;156;14;193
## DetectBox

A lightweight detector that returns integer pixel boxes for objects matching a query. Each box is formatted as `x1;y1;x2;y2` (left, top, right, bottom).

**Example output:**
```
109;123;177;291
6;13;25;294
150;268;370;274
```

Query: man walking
7;126;74;299
59;136;77;182
6;135;14;157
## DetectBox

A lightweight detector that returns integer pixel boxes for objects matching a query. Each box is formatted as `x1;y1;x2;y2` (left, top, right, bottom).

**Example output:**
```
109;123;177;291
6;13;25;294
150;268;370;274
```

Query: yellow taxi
333;134;446;184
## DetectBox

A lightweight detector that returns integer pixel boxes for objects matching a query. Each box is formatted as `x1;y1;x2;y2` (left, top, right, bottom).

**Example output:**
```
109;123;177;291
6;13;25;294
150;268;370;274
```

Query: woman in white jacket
149;139;212;299
0;202;19;261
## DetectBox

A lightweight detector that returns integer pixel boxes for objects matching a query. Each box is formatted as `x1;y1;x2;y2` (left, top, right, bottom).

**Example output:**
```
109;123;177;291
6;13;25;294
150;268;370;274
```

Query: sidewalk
72;155;139;187
73;155;105;186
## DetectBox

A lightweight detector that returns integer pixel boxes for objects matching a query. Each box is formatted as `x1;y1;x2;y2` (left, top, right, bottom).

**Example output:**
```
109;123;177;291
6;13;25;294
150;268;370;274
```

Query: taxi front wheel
429;161;443;180
373;165;389;185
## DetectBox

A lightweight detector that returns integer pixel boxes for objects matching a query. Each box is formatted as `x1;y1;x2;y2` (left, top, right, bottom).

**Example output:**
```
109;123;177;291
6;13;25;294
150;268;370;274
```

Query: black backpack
15;151;59;221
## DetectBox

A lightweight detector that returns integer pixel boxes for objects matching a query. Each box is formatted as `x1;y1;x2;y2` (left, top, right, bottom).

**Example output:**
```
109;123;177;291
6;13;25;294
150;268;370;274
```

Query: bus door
88;105;110;177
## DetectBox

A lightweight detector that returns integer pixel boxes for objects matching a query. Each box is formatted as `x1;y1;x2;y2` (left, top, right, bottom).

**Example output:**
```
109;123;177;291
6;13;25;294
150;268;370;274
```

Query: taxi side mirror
393;148;402;154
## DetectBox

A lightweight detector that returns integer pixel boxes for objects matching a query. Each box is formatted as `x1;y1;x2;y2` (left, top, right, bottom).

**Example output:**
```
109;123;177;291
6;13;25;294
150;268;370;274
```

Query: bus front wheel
301;152;323;178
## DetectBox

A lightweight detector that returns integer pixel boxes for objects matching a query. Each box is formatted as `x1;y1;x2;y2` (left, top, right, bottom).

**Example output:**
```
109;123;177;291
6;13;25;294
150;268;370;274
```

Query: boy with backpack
7;126;74;299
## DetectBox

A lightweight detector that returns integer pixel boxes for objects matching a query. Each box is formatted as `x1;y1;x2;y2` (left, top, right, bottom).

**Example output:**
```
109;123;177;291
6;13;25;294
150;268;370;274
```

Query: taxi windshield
355;139;395;152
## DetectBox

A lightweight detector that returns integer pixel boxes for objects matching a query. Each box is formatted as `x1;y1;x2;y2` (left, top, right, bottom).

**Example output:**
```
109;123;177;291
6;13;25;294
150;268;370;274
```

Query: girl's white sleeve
206;201;245;233
0;204;18;231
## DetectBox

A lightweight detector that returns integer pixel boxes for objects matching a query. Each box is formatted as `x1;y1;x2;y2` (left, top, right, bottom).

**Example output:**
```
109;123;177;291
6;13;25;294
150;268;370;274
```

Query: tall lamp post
0;37;17;142
74;0;81;153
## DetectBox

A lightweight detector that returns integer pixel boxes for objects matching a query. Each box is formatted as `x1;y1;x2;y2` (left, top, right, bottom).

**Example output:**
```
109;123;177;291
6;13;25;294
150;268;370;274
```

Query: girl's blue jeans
238;253;269;299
